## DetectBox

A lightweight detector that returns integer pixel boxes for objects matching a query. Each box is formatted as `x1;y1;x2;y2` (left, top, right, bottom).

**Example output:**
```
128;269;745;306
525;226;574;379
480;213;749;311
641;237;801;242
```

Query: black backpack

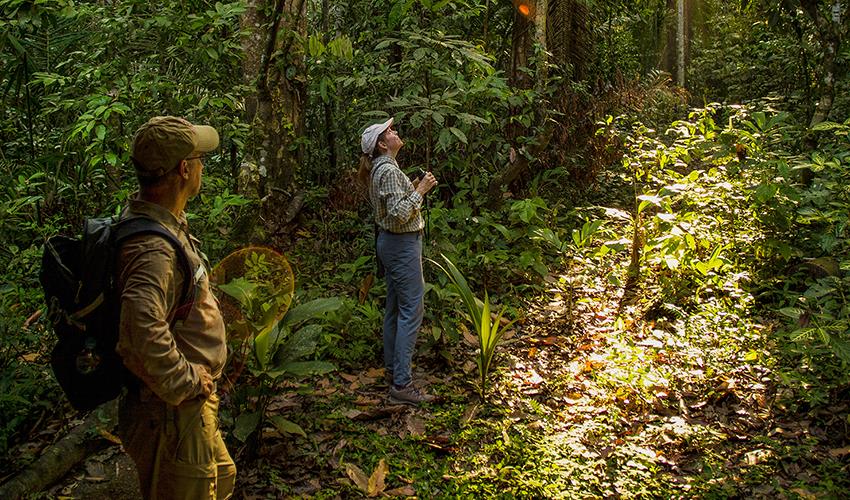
41;216;195;412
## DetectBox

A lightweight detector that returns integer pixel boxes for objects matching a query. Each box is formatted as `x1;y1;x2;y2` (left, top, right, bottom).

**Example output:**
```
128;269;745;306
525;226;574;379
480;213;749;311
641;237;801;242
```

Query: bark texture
800;0;841;128
241;0;308;234
242;0;307;195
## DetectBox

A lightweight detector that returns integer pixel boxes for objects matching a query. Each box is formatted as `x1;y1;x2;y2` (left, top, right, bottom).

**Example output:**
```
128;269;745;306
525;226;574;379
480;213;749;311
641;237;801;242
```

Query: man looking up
116;116;236;499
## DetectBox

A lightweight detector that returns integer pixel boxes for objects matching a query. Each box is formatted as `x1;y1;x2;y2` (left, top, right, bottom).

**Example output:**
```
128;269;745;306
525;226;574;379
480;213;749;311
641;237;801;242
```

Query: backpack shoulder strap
112;217;195;321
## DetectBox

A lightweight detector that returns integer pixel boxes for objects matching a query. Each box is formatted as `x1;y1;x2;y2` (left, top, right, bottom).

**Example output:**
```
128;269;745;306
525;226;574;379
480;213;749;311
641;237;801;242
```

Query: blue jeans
376;230;424;388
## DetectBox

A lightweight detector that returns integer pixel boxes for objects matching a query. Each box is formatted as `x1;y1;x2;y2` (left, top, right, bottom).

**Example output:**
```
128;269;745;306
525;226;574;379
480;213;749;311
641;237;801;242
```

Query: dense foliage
1;0;849;497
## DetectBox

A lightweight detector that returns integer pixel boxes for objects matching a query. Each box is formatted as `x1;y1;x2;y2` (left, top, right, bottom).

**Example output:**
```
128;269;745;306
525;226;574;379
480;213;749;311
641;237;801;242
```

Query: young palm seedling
430;254;514;400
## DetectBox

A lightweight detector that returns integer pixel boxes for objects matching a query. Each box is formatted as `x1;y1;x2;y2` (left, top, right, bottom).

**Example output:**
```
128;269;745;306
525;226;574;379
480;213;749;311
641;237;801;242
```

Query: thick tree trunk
493;1;552;208
241;0;307;196
241;0;308;235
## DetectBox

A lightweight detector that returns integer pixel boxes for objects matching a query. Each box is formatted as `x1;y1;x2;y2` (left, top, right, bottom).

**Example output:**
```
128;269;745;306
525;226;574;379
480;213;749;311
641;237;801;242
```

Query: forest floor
44;248;850;498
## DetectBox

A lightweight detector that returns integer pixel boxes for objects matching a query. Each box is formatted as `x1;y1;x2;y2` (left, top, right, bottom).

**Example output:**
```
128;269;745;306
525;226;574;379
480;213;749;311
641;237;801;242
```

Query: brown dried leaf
359;273;374;304
462;328;478;347
367;458;388;496
386;486;416;497
344;409;365;419
98;428;122;445
345;463;370;492
829;446;850;457
406;415;426;437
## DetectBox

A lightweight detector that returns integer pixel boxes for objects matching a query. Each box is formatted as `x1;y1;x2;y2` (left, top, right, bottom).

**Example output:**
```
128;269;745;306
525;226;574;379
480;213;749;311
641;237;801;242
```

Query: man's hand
415;172;438;196
199;366;214;397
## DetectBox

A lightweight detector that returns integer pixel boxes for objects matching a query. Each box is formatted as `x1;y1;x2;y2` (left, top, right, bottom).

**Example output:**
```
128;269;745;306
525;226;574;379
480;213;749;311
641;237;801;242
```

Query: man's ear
178;160;190;179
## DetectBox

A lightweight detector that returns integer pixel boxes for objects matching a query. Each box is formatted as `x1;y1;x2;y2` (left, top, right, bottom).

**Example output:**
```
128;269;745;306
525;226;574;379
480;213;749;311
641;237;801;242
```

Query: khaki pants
117;388;236;500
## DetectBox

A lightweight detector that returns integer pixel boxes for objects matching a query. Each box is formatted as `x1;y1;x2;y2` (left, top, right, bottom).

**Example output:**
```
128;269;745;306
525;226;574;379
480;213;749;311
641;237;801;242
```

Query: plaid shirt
369;155;424;233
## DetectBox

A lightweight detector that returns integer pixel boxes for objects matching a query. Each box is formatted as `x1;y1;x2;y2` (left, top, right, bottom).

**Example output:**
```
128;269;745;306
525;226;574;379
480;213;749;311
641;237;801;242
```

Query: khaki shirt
116;198;226;406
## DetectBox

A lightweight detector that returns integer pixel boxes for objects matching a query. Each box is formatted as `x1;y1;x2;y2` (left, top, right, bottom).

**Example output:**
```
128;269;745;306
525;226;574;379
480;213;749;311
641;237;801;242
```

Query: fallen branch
0;401;117;499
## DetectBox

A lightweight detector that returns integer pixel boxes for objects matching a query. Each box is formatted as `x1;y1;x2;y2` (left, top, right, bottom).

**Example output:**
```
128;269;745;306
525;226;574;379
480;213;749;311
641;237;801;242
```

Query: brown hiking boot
389;383;435;406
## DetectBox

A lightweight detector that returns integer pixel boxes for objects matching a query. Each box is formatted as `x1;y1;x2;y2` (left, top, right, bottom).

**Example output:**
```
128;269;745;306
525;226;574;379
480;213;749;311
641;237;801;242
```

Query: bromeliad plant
430;254;514;400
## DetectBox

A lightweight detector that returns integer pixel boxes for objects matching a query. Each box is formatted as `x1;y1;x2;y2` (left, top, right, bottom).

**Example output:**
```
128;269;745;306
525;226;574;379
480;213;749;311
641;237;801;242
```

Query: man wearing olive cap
115;116;236;499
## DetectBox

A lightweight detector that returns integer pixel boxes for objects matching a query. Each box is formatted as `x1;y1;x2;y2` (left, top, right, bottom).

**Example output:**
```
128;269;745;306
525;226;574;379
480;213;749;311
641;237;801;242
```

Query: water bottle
75;337;101;375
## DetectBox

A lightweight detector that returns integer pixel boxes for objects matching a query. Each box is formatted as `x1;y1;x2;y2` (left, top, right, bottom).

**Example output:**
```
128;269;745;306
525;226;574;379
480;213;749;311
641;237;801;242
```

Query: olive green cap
131;116;219;178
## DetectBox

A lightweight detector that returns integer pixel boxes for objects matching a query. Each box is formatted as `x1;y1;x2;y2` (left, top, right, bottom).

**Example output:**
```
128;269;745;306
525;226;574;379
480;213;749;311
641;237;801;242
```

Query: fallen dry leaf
405;414;426;437
345;463;369;492
358;273;374;304
345;459;389;497
829;446;850;457
98;428;122;445
367;459;388;497
386;486;416;497
344;409;365;419
462;329;478;347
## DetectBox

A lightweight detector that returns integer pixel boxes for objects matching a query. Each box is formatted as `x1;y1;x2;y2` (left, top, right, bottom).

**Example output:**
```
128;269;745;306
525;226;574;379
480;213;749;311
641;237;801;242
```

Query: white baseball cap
360;117;393;156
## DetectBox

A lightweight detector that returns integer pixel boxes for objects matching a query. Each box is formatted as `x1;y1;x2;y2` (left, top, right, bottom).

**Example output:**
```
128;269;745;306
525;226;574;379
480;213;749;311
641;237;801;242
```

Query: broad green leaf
253;322;279;369
273;324;323;365
449;127;467;144
281;297;343;327
277;360;337;377
233;411;261;442
217;277;258;309
270;415;307;437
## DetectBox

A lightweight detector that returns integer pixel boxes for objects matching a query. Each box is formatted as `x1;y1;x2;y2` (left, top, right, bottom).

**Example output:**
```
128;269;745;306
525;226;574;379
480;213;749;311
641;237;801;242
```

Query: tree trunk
241;0;307;197
661;0;693;86
241;0;308;235
676;0;685;86
321;0;338;180
800;0;841;128
510;10;533;91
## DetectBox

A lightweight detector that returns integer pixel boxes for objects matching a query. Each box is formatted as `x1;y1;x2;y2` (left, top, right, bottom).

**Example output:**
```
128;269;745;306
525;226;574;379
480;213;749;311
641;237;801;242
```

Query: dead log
0;401;117;499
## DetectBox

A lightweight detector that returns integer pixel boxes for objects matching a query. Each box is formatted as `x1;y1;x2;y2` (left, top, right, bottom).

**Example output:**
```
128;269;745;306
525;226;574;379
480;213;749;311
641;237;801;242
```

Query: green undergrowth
241;102;850;497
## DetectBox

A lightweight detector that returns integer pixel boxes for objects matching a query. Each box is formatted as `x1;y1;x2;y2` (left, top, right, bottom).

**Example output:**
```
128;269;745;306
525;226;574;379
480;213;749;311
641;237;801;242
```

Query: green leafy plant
430;254;514;399
215;250;342;446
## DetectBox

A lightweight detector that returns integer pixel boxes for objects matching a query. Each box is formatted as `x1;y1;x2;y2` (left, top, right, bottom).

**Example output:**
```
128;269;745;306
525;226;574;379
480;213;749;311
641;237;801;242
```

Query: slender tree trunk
662;0;692;86
676;0;685;86
535;0;548;88
321;0;337;179
800;0;841;128
510;10;533;91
